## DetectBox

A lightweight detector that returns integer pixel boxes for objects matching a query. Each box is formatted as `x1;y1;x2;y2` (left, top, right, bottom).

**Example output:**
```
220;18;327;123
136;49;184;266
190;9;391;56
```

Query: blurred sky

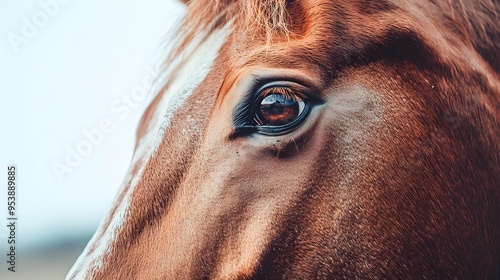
0;0;185;257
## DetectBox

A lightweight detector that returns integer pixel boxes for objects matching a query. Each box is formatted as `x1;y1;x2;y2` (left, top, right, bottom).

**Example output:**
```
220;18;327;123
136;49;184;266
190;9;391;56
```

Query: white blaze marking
67;21;232;279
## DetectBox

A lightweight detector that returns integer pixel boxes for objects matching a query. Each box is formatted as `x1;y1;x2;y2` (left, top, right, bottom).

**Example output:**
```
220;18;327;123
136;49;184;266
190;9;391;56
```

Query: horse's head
68;0;499;279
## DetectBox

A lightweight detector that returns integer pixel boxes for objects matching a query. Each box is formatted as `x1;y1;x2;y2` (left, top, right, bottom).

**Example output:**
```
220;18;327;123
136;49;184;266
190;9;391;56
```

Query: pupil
258;93;299;125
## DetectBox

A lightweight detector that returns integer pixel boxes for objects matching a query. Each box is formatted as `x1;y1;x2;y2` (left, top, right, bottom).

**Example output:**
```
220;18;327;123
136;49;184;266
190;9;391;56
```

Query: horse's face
69;0;499;279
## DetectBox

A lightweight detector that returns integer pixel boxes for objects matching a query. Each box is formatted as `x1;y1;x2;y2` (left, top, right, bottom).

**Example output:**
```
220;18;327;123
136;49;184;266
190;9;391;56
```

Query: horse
67;0;499;279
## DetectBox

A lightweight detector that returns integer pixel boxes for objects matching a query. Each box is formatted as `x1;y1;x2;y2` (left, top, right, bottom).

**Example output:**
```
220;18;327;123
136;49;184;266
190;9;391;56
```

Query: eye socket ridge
233;80;320;137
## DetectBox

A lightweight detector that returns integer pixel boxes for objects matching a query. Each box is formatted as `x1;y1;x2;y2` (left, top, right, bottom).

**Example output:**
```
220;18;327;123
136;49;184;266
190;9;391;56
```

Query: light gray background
0;0;185;278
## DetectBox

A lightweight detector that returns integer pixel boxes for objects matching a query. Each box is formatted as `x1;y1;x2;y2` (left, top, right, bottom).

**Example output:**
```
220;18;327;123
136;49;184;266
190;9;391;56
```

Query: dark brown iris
256;90;303;126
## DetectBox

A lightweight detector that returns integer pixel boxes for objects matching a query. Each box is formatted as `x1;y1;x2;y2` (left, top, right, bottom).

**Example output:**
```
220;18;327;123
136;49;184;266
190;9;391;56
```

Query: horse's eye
232;81;320;137
255;89;305;126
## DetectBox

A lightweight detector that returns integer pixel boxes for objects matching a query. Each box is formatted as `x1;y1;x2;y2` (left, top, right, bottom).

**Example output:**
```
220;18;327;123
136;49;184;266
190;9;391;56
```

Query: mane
184;0;290;40
168;0;290;59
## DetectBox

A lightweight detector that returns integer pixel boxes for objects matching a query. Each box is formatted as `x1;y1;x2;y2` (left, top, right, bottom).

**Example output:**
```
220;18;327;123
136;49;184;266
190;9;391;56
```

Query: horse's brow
243;25;441;79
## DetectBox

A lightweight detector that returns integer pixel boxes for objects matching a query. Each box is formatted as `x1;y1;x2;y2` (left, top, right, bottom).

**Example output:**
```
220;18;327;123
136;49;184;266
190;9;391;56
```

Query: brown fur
70;0;499;279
